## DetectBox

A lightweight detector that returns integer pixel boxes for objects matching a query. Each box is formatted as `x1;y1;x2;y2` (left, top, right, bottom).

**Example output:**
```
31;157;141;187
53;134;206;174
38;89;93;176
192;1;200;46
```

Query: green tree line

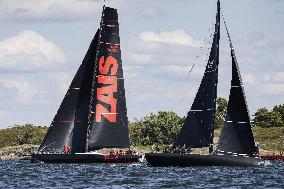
129;98;284;146
0;124;47;148
0;98;283;149
252;104;284;128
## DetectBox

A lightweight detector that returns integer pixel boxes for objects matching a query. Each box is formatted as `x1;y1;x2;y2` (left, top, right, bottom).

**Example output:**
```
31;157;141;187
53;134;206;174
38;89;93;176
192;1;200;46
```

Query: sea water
0;160;283;188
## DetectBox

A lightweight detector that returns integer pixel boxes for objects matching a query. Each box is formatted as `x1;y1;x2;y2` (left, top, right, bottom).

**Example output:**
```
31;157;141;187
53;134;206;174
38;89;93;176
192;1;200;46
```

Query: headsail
87;7;130;151
38;30;100;153
71;29;100;153
216;23;257;156
174;0;220;148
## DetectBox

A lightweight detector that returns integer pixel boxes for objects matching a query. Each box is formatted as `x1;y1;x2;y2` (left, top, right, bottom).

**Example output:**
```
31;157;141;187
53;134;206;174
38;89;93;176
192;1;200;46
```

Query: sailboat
31;7;140;163
145;0;263;166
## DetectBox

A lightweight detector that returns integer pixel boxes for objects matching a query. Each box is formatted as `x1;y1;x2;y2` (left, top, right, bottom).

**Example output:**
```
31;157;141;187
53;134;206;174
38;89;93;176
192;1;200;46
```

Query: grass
253;126;284;152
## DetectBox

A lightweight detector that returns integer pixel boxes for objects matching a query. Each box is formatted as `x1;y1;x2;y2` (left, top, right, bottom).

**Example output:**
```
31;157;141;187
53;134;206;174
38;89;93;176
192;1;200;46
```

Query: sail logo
107;44;119;52
95;56;118;123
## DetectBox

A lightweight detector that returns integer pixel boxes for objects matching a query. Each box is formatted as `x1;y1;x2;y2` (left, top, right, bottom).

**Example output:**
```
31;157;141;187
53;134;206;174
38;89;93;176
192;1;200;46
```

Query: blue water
0;160;283;188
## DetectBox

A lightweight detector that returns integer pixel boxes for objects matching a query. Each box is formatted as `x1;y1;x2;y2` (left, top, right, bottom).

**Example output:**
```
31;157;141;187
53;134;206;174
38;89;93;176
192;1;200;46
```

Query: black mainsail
87;7;130;151
38;30;99;153
216;25;257;156
174;0;220;149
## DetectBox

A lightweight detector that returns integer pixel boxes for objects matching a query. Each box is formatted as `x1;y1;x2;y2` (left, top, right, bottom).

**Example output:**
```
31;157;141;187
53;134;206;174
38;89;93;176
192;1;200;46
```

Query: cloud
0;30;72;127
125;75;197;119
124;28;284;121
0;30;66;70
121;30;209;120
0;110;9;118
0;0;125;22
125;30;208;78
48;71;74;94
266;72;284;83
0;0;169;22
253;72;284;96
139;30;202;47
243;74;256;85
262;83;284;96
0;70;75;127
121;6;167;20
2;79;35;103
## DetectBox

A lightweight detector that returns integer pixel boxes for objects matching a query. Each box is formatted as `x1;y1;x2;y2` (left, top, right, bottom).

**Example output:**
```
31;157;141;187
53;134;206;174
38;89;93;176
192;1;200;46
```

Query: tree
215;97;228;129
0;124;48;148
18;124;35;145
129;111;183;146
272;104;284;123
252;108;283;128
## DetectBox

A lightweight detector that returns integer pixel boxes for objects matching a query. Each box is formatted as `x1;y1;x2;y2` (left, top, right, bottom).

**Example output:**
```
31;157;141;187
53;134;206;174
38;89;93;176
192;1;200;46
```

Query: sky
0;0;283;128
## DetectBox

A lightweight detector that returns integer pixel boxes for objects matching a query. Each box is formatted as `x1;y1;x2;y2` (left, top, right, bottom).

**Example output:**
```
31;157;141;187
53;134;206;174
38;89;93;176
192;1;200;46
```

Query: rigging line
187;22;215;78
221;11;233;50
187;65;195;77
120;116;131;149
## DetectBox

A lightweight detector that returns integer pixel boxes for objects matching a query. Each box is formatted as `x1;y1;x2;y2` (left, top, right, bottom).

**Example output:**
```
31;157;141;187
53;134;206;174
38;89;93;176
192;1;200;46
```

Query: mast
86;7;130;151
216;19;257;156
174;0;220;150
38;31;100;153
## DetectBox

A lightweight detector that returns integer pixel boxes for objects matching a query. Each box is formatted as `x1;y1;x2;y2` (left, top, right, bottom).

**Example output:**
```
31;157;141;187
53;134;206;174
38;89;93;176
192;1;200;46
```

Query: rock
0;144;39;160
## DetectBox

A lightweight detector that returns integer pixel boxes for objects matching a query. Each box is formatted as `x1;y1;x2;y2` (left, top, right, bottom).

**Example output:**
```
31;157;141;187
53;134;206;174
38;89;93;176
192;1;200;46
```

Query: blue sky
0;0;283;128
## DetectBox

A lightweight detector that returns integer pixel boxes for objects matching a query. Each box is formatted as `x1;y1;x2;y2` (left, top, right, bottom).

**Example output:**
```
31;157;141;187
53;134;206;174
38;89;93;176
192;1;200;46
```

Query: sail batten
174;0;220;148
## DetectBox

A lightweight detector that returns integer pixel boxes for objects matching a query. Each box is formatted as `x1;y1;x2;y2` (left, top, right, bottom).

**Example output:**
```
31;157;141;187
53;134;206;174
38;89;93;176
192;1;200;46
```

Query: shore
0;144;39;160
1;144;283;161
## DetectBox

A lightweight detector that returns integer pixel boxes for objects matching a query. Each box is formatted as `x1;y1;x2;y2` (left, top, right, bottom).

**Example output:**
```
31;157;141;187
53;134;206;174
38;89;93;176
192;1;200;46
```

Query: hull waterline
31;153;140;163
145;153;264;166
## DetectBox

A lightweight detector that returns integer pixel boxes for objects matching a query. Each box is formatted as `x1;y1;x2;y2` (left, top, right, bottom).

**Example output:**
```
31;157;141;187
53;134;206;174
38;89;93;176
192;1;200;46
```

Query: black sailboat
31;7;140;163
145;0;263;166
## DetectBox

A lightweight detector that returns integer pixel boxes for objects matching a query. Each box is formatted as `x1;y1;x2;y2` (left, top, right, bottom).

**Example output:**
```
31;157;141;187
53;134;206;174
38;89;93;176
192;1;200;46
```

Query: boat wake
128;163;141;167
257;160;272;166
139;154;145;163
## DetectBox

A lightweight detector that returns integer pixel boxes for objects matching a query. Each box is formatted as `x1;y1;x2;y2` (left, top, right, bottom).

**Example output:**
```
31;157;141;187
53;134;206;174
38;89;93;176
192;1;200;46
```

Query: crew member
63;145;71;154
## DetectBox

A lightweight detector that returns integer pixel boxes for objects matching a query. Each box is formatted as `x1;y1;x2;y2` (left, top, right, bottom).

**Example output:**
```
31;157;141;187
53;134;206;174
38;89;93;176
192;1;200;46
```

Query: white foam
257;160;272;166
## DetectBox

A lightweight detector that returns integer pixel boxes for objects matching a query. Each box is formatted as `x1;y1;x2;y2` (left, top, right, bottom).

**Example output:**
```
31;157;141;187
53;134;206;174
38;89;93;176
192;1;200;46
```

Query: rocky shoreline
0;144;39;160
0;144;280;161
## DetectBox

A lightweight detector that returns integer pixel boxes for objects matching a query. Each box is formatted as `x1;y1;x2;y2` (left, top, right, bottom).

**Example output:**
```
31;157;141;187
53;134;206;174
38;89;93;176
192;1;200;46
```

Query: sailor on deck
63;145;71;154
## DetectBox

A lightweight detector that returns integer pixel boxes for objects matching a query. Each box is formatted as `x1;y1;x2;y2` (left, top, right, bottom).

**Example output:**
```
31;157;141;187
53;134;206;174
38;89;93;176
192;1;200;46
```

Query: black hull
145;153;263;167
31;153;140;163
